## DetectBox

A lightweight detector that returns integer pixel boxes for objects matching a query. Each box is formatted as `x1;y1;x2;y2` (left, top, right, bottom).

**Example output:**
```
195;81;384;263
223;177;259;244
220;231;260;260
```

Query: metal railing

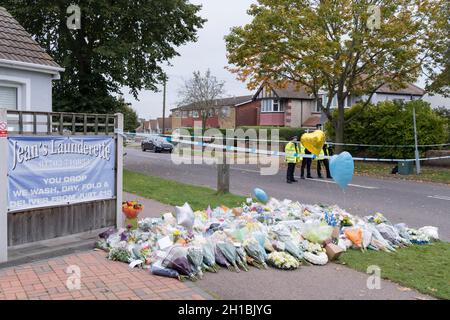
6;110;116;135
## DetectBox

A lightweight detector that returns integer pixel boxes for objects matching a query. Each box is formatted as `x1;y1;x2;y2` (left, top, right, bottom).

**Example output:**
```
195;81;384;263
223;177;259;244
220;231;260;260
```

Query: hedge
325;100;447;159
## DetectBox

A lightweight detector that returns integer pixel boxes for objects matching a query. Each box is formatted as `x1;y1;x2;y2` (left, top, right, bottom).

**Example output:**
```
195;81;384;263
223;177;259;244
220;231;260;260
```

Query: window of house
0;86;18;110
314;98;323;112
208;109;213;117
192;111;199;118
261;99;283;112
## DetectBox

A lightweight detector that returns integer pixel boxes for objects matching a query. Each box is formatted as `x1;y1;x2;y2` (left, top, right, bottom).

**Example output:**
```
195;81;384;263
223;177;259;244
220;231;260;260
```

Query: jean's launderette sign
8;136;116;212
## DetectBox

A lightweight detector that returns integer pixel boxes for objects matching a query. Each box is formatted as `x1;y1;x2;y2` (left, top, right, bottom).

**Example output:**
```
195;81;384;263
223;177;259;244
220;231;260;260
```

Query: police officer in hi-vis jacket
316;143;333;179
285;136;300;184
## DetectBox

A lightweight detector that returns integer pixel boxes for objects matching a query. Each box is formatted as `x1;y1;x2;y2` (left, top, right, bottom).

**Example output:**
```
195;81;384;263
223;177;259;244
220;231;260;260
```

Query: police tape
125;132;450;163
126;131;450;149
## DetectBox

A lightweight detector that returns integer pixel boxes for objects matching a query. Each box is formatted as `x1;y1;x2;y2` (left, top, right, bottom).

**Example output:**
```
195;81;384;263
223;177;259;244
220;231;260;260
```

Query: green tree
115;97;140;132
434;107;450;142
2;0;205;113
325;100;447;158
225;0;448;152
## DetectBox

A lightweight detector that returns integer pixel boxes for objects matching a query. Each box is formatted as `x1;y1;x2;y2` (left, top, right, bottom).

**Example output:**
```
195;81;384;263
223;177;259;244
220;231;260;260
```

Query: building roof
270;83;315;100
302;115;322;128
376;83;426;96
0;6;62;70
172;95;253;111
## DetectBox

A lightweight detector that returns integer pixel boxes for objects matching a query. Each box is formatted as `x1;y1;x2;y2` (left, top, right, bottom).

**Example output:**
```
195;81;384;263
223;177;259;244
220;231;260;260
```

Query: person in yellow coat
316;143;333;179
285;136;300;183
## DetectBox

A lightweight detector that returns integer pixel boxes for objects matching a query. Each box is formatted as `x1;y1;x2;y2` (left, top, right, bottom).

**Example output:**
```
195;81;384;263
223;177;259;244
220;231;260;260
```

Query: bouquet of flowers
108;246;132;263
406;228;430;244
122;201;144;219
216;242;241;272
243;238;268;269
303;242;328;266
215;245;233;271
267;252;300;270
235;246;249;272
160;245;198;281
201;240;219;272
187;246;204;279
284;240;304;261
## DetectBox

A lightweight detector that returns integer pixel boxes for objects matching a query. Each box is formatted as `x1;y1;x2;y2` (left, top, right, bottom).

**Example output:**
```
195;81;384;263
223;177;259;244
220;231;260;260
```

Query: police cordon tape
137;132;450;149
121;131;450;163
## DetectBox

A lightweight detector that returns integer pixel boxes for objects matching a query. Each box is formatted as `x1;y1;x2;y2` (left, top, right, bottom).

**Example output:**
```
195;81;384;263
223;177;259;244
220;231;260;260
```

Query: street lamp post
413;105;421;175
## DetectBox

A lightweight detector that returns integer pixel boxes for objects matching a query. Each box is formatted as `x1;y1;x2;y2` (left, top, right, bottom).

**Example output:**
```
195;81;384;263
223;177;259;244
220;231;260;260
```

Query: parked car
141;136;174;153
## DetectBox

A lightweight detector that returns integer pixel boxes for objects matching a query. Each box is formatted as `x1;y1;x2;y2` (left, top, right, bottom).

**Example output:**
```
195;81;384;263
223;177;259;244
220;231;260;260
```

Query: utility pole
413;105;421;175
162;77;167;134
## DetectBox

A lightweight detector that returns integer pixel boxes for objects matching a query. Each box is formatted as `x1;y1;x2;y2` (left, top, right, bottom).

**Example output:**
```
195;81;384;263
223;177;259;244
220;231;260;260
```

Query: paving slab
0;250;211;300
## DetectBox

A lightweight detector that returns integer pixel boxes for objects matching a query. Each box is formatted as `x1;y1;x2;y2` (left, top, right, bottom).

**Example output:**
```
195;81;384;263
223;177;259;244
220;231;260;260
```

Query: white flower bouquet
267;252;300;270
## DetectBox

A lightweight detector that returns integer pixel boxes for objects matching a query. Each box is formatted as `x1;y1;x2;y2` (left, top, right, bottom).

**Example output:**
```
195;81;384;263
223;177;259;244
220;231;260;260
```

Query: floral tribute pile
96;194;439;282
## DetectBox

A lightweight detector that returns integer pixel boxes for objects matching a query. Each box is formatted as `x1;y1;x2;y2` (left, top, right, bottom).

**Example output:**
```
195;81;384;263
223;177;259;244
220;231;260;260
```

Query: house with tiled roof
246;81;427;129
171;95;254;129
0;6;63;112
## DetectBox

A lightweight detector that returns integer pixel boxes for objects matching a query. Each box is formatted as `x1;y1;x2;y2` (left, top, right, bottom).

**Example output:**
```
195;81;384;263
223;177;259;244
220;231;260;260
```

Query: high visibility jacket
285;142;300;163
299;145;305;161
317;149;325;161
317;147;330;161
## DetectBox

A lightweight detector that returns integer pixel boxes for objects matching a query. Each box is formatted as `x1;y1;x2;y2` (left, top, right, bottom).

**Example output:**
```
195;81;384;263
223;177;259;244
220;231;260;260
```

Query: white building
0;6;63;112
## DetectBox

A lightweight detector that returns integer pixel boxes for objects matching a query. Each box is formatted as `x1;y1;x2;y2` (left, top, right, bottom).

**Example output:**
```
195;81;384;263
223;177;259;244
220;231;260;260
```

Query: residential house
0;6;63;112
171;95;253;129
169;81;429;130
327;83;426;108
157;117;172;133
243;81;427;129
250;82;321;129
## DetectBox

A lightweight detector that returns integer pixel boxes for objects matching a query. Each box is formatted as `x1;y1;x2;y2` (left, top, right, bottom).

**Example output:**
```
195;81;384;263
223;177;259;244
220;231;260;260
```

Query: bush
434;107;450;142
325;100;447;159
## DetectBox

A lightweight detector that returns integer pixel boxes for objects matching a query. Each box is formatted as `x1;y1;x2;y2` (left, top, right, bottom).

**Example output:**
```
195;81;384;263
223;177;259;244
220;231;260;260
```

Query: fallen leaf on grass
397;287;412;292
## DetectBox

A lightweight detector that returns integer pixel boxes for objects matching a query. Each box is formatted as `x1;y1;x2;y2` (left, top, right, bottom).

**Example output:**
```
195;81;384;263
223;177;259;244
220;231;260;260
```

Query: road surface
124;148;450;240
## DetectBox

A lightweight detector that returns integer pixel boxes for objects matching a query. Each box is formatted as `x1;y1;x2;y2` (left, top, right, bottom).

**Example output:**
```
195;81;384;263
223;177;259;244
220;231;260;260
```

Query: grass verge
338;242;450;300
354;161;450;185
123;169;246;211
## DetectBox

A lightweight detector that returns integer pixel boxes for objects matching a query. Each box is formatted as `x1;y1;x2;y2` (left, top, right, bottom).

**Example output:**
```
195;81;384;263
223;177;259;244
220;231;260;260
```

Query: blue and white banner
8;136;116;212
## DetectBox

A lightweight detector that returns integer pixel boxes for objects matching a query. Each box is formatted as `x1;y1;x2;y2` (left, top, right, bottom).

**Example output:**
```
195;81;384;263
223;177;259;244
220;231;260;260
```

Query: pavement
124;148;450;241
0;250;210;300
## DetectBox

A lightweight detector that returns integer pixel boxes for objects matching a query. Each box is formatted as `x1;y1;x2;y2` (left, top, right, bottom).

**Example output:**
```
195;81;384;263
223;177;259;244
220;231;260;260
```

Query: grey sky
121;0;256;120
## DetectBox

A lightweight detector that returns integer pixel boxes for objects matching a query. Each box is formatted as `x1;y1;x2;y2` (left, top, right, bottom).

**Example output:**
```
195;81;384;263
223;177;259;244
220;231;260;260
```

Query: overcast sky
121;0;256;120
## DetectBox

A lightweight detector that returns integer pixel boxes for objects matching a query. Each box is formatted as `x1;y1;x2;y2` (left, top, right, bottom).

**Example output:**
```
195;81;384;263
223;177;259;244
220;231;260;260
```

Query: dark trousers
317;159;332;178
287;163;296;181
301;159;311;177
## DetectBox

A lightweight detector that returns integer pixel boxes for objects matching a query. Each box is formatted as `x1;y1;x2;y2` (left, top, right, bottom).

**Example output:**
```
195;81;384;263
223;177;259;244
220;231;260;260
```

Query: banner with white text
8;136;116;212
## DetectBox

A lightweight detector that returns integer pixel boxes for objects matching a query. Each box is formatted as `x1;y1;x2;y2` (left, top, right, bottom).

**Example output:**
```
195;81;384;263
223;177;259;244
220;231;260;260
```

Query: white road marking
229;168;379;190
428;195;450;201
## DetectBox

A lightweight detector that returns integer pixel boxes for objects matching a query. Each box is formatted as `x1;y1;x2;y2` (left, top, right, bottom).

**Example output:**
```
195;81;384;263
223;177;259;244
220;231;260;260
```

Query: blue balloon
330;152;354;190
253;188;269;203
